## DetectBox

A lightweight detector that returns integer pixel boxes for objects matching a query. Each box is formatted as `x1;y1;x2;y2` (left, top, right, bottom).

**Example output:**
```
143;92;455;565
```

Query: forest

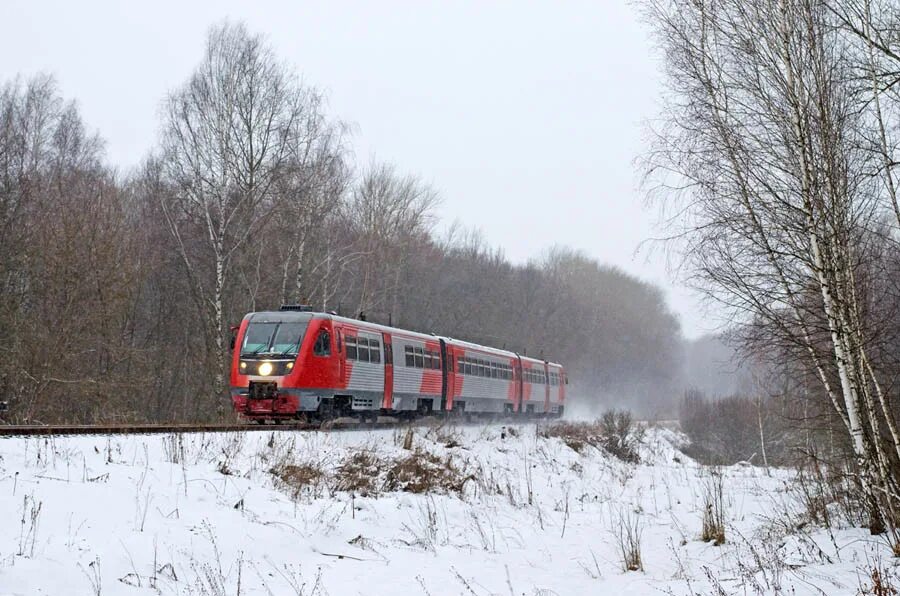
0;23;683;425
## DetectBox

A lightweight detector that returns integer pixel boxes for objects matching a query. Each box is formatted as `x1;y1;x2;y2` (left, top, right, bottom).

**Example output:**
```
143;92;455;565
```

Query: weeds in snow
80;555;102;596
425;422;463;449
540;409;643;462
612;507;644;572
384;449;472;495
399;496;447;552
701;472;726;545
162;433;185;464
272;462;327;499
334;449;382;495
858;557;900;596
17;493;42;557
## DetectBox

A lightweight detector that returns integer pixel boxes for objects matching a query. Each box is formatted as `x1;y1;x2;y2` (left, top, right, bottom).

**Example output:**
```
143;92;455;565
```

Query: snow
0;423;896;595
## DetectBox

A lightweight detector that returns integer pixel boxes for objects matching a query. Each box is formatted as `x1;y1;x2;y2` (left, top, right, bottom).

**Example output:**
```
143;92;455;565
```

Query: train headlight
239;361;247;372
258;362;273;376
286;362;293;370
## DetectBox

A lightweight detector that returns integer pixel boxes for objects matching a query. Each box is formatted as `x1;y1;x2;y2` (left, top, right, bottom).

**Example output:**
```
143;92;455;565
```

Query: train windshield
241;322;308;357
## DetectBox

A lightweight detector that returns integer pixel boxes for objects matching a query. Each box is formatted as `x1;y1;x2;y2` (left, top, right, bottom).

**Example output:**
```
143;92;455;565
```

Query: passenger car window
414;347;424;368
346;336;358;360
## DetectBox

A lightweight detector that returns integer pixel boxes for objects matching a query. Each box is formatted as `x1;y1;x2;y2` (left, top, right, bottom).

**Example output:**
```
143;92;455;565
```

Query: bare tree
347;162;439;324
640;0;900;536
157;22;319;407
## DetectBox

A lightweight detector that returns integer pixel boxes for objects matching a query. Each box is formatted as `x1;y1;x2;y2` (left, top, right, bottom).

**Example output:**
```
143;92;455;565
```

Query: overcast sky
2;0;719;338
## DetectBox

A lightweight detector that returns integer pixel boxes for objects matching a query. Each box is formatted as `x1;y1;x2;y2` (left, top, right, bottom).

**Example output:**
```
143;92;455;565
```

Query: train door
514;356;523;413
382;332;393;410
543;361;551;414
334;324;346;388
439;339;449;411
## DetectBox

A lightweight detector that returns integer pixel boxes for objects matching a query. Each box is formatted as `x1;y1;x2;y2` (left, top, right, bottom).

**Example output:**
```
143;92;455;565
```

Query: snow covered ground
0;422;896;595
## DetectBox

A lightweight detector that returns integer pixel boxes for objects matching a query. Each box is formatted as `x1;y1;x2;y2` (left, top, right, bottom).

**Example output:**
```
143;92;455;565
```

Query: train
229;305;567;422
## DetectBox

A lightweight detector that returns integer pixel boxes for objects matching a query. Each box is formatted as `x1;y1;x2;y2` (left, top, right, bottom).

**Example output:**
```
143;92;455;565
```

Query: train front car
230;307;339;422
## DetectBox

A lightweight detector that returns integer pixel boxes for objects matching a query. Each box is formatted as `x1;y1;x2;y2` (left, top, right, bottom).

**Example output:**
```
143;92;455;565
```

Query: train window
490;363;497;379
433;351;441;370
424;351;432;369
464;358;471;375
346;336;357;360
313;330;331;356
405;345;414;367
336;330;342;353
358;338;371;362
385;343;392;365
371;341;381;363
414;347;424;368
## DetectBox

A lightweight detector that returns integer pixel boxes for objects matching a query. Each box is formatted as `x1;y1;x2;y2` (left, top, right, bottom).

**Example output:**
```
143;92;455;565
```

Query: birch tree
158;22;315;407
641;0;900;536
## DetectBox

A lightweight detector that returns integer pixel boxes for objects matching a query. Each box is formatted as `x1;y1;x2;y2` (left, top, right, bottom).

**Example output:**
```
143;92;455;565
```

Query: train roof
243;309;562;367
444;337;518;359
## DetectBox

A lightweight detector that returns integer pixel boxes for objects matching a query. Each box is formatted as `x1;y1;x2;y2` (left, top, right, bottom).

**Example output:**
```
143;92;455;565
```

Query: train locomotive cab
230;307;341;422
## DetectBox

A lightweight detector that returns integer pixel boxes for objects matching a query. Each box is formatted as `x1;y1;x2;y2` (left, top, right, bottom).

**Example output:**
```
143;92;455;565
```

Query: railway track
0;414;547;438
0;418;414;438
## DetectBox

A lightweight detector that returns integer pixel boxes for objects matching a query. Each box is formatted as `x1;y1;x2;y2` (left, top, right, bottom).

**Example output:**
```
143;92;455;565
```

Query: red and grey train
230;305;567;422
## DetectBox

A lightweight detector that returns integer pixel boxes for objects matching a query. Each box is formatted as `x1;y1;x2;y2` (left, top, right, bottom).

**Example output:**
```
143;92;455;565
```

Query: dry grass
701;473;726;545
384;449;472;496
540;421;603;454
334;450;383;496
859;560;900;596
613;508;644;572
271;462;326;498
424;423;463;449
270;446;475;500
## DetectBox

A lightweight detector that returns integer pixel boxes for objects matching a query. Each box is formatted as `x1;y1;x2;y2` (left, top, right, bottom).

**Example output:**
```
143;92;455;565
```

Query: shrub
540;409;643;462
598;409;644;463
